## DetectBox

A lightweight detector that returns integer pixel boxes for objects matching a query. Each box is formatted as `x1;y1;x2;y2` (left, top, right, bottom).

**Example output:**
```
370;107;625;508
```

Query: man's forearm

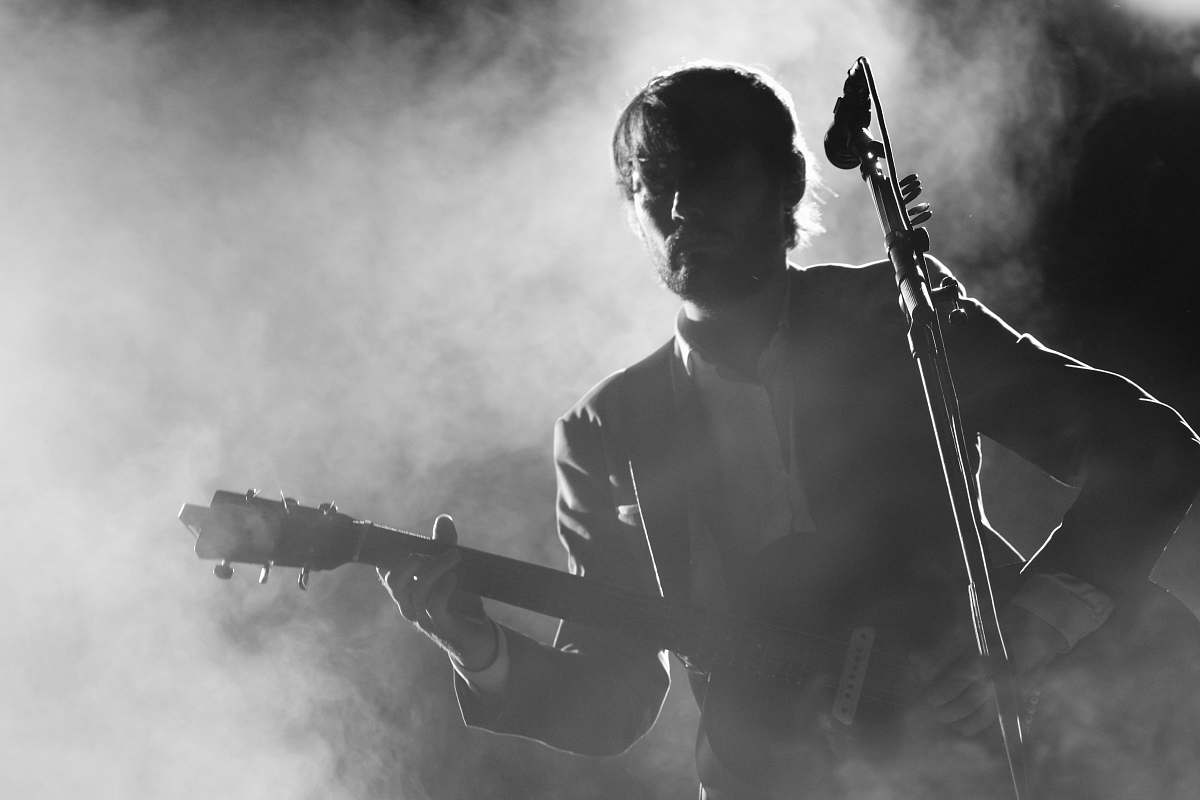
452;624;670;758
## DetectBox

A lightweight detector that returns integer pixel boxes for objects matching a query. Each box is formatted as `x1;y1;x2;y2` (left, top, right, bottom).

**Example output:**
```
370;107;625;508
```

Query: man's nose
671;188;705;223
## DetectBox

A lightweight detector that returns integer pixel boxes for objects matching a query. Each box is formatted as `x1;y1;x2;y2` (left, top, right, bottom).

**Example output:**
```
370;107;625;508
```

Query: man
380;63;1200;798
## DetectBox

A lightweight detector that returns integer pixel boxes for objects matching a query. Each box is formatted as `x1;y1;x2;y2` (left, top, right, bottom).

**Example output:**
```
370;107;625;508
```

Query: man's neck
679;266;788;377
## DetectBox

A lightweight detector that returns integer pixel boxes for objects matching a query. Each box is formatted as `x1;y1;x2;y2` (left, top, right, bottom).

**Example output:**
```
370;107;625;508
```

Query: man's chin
658;261;758;309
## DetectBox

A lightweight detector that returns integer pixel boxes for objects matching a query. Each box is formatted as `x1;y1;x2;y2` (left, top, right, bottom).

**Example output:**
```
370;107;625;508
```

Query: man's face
628;139;788;309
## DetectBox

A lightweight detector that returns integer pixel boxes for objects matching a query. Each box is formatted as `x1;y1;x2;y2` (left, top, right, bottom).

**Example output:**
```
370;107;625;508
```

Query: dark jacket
455;260;1200;759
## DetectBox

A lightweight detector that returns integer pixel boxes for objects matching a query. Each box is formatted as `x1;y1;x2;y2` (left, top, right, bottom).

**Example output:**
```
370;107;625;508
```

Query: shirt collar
673;267;793;378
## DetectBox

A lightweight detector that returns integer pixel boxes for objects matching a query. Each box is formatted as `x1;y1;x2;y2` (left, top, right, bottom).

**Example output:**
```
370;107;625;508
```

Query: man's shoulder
791;259;891;279
789;256;957;321
792;257;953;283
558;339;677;430
785;260;892;332
790;259;894;301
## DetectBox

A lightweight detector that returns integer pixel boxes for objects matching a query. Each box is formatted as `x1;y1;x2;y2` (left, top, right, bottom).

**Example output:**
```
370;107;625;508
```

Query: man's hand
378;515;500;672
911;603;1068;736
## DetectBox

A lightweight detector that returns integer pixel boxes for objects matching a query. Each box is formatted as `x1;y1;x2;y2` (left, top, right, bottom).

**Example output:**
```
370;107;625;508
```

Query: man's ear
781;165;806;208
778;145;807;206
624;201;645;241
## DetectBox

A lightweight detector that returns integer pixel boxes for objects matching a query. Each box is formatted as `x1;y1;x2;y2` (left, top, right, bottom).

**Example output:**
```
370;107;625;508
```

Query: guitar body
694;533;1200;799
695;532;952;798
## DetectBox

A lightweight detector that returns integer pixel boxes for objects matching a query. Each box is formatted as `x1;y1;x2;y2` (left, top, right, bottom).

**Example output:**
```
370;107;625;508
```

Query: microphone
823;61;872;170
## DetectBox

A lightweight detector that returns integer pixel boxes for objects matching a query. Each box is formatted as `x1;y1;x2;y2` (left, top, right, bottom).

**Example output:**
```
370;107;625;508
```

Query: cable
858;56;911;232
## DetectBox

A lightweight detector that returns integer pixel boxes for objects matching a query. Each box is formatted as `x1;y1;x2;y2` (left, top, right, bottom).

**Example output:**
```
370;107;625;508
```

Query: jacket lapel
619;339;711;601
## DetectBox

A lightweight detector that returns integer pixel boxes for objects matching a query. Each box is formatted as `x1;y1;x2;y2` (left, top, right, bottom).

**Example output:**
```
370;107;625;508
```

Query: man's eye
641;175;669;194
635;159;673;194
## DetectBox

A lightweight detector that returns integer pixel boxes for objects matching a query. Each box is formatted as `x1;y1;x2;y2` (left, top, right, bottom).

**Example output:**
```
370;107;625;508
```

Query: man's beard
657;233;778;310
657;253;761;309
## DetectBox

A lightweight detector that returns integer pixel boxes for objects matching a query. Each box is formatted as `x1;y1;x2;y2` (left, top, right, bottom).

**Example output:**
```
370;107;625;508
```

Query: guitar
181;489;1200;799
180;489;905;702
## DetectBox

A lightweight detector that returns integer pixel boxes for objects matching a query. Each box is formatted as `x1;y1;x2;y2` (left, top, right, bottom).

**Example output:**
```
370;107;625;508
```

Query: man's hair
611;61;820;249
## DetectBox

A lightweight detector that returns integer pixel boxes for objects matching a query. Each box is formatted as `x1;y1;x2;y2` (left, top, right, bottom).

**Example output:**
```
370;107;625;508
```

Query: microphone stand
825;57;1033;800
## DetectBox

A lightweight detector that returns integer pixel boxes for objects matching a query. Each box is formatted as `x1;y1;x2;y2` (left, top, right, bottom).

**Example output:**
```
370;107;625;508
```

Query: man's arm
447;405;670;757
449;407;669;755
941;276;1200;599
912;258;1200;734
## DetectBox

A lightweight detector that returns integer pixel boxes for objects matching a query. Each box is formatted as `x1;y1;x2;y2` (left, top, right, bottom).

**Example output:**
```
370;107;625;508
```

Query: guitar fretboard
354;520;912;705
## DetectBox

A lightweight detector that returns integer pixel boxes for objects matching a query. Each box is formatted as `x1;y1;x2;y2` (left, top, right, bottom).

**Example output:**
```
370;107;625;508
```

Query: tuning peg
214;560;234;580
297;567;310;591
906;202;932;226
318;501;338;515
899;173;922;206
244;488;258;501
258;562;272;584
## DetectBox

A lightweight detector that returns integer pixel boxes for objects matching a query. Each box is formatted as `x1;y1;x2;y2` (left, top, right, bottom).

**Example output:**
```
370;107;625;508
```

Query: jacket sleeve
453;402;670;756
937;260;1200;600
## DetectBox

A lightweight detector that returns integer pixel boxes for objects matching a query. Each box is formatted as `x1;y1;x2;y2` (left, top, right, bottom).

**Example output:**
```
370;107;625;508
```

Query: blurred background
2;0;1198;797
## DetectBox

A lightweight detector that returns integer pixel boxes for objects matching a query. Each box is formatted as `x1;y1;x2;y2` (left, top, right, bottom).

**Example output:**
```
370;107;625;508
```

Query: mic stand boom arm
826;57;1033;800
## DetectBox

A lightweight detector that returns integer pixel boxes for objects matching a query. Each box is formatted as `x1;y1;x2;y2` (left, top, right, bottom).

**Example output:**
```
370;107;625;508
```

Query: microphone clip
825;63;872;170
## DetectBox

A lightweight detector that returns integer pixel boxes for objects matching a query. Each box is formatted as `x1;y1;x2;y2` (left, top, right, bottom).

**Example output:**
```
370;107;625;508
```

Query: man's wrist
1011;571;1115;652
453;619;501;673
450;621;509;697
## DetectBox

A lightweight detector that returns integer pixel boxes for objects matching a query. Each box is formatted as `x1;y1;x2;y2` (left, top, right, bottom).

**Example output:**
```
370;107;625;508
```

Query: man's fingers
432;514;459;545
375;527;496;670
377;519;463;631
925;654;991;708
408;550;461;613
910;614;1054;739
1003;605;1068;675
910;632;969;683
447;581;487;622
380;561;424;621
918;650;1006;737
935;678;992;725
424;571;460;632
379;562;415;595
950;690;998;737
380;554;456;624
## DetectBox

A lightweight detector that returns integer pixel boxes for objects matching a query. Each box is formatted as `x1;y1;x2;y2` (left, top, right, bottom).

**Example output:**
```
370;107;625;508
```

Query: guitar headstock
179;489;361;589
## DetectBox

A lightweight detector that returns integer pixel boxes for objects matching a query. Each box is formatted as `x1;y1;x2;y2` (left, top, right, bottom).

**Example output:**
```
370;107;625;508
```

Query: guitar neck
183;493;913;706
353;520;686;649
350;520;909;704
